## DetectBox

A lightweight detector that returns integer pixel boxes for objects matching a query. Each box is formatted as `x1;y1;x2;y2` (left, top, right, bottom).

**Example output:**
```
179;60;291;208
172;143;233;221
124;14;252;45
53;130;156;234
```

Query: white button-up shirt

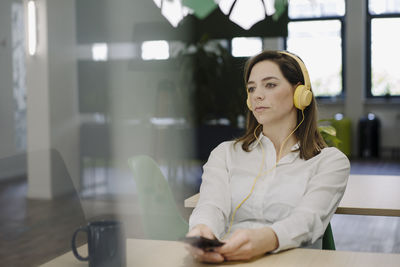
189;134;350;252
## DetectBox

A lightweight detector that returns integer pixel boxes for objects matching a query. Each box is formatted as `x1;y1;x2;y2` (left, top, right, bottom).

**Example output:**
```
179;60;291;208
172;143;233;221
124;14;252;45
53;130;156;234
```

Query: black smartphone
182;236;225;250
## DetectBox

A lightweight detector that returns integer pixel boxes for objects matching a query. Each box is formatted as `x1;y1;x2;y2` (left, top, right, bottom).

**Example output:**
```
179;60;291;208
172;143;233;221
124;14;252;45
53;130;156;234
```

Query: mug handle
71;226;89;261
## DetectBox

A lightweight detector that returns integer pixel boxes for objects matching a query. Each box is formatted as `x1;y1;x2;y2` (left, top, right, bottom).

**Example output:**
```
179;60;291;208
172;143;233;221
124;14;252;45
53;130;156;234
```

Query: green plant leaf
318;125;337;137
273;0;288;21
318;125;341;148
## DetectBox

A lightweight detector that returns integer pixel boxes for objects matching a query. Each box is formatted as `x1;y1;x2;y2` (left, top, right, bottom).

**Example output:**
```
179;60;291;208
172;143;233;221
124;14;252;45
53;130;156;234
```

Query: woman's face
247;60;297;127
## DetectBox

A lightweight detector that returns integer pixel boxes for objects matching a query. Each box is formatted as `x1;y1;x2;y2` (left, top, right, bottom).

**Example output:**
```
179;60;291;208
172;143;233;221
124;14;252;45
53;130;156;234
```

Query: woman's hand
215;227;279;261
185;224;225;263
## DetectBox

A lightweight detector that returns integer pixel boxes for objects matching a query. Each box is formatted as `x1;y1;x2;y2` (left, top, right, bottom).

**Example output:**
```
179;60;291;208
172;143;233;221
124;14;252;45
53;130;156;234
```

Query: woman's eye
266;83;277;88
247;87;255;93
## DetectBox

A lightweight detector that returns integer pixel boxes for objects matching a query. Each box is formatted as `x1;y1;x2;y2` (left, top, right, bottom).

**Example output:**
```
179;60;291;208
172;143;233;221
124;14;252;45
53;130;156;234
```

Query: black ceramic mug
71;220;126;267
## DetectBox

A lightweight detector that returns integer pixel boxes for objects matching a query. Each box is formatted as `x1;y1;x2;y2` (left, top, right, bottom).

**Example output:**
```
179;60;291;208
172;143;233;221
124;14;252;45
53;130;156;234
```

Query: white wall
47;0;80;196
26;0;79;199
343;0;366;155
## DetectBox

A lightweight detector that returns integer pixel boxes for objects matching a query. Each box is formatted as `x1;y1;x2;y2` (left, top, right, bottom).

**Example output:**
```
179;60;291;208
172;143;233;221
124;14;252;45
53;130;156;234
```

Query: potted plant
176;36;247;160
177;35;246;127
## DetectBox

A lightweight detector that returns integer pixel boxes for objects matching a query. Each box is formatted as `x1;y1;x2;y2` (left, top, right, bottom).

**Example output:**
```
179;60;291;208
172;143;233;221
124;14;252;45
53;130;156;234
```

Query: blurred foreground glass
370;18;400;96
287;20;342;97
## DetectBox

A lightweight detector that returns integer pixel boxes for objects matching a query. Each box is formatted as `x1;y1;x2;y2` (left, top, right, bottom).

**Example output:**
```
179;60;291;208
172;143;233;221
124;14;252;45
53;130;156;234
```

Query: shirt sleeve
270;147;350;252
188;142;232;239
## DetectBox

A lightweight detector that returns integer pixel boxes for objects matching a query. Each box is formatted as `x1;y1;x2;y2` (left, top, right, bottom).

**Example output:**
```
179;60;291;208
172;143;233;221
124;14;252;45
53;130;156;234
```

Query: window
92;43;108;61
231;37;263;57
286;0;345;98
141;40;169;60
367;0;400;97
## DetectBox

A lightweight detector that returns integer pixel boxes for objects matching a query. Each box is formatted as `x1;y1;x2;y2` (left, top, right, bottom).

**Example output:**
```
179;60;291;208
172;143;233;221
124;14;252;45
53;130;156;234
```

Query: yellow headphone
246;51;313;111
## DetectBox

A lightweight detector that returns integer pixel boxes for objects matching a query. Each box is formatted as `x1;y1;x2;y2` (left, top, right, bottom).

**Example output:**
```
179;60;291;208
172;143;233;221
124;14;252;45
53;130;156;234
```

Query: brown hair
235;50;326;160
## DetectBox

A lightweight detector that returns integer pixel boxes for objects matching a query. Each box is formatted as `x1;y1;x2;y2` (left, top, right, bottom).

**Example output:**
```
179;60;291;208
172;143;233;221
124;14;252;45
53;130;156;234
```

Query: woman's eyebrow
246;81;255;86
247;76;279;86
261;76;279;82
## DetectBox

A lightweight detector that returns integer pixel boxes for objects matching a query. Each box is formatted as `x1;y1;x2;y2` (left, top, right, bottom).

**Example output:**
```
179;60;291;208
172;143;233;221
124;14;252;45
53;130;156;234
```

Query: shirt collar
249;132;269;150
279;147;300;165
249;132;300;164
291;142;300;151
250;132;300;151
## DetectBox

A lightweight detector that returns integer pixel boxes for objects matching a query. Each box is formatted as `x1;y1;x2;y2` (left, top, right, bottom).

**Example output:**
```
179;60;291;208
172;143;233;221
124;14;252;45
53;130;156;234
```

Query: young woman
186;50;350;263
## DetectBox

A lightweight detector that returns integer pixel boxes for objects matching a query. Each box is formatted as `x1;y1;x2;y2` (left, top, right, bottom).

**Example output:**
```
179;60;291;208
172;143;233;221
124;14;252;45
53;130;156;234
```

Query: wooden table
185;175;400;216
40;238;400;267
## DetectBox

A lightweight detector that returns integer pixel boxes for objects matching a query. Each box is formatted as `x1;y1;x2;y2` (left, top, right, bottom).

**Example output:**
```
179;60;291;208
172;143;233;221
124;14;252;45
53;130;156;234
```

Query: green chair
322;223;336;250
128;155;189;240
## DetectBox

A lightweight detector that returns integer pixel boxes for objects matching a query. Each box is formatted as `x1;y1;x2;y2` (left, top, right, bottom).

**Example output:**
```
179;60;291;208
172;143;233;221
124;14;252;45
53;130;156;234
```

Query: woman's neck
262;123;298;162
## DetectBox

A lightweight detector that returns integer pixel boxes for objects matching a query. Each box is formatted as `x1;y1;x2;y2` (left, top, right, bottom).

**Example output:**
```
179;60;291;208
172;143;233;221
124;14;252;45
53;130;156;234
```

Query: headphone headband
279;51;312;110
279;51;311;91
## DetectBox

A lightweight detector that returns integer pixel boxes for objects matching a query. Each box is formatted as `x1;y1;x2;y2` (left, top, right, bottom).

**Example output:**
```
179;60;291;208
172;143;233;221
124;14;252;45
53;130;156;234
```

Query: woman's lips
255;107;269;112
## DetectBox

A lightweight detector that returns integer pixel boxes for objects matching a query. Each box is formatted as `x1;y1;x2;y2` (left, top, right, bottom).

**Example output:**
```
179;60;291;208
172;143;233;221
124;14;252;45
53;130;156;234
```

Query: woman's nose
253;87;264;99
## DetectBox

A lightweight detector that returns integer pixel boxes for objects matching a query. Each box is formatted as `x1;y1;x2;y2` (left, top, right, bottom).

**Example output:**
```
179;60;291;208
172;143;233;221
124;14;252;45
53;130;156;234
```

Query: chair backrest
127;155;188;240
322;222;336;250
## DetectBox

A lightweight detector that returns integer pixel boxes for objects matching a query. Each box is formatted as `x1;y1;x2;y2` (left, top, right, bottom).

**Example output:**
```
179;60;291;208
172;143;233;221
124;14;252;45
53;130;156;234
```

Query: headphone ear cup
246;95;252;110
293;85;312;110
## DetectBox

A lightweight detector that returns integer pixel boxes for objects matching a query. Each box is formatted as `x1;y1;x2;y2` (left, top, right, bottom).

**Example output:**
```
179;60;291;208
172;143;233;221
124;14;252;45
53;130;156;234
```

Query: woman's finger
217;232;247;254
185;244;204;256
185;244;224;263
224;253;251;261
186;224;215;239
201;230;215;239
223;245;253;261
186;228;202;237
197;252;225;263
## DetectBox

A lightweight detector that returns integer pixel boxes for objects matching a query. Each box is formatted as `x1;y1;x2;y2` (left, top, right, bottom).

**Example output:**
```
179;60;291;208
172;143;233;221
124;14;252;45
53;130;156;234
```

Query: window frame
285;14;346;100
366;1;400;99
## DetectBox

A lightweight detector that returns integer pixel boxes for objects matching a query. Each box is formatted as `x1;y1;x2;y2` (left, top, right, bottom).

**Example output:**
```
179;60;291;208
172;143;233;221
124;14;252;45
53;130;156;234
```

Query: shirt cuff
269;223;297;252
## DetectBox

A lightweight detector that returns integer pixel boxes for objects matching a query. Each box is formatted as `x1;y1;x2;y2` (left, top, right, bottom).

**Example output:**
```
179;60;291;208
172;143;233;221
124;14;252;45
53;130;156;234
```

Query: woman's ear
293;82;302;90
292;82;302;96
